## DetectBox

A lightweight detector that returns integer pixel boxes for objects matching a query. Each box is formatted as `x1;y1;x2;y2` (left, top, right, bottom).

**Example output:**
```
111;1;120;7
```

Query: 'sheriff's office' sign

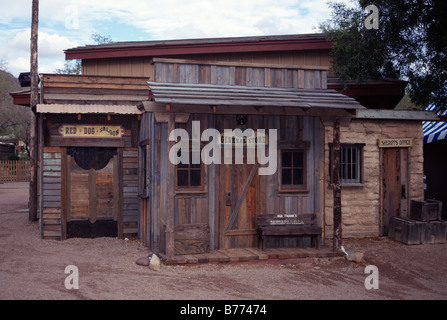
378;138;413;148
59;124;125;139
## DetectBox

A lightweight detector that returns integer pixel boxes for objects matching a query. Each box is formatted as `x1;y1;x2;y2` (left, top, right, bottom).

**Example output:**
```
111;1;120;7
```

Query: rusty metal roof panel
37;104;142;114
147;82;365;110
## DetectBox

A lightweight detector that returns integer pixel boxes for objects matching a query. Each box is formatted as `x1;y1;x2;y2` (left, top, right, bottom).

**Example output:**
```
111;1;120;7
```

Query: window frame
279;149;307;190
138;141;150;198
330;143;365;186
175;144;204;191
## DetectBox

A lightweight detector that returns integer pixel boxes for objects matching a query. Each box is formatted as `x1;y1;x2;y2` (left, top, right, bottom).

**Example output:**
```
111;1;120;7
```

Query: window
329;143;365;185
340;144;363;184
280;150;306;188
176;148;203;189
139;143;150;198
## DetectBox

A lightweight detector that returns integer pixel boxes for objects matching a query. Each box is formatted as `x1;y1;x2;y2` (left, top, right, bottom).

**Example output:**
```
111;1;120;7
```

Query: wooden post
166;114;175;258
332;118;342;252
29;0;39;222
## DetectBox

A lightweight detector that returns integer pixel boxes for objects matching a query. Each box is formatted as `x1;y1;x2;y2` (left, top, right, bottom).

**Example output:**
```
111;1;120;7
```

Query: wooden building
11;34;439;258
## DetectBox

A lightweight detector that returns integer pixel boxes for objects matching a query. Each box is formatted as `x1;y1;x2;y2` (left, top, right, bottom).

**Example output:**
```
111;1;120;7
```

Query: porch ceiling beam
143;101;311;117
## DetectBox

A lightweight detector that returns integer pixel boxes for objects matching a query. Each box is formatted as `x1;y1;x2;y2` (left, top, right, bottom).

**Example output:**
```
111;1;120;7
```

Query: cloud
42;0;339;40
2;28;78;76
0;0;353;77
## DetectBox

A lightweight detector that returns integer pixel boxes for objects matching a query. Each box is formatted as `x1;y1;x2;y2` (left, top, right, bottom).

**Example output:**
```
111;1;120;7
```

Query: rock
136;256;150;266
149;253;161;271
345;251;364;263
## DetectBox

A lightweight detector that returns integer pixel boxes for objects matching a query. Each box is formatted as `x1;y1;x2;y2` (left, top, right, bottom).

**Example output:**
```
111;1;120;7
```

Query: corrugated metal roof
147;82;364;110
423;103;447;143
37;104;142;114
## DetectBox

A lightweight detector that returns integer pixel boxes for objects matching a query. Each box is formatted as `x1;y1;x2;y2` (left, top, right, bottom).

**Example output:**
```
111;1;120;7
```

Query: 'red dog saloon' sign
59;124;125;139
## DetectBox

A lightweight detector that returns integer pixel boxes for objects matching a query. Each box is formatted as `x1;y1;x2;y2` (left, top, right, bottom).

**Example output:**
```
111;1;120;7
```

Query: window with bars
339;144;364;184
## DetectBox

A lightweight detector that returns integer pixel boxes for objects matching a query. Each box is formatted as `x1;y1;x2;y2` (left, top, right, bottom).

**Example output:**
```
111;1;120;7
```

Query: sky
0;0;354;78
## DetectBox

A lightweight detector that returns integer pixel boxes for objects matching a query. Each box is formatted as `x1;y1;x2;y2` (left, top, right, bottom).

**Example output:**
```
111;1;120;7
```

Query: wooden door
381;148;409;235
66;147;120;226
220;161;259;249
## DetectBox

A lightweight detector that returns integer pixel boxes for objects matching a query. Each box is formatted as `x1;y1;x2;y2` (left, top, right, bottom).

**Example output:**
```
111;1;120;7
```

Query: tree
0;67;32;159
55;60;81;75
90;32;113;45
55;33;113;74
321;0;447;111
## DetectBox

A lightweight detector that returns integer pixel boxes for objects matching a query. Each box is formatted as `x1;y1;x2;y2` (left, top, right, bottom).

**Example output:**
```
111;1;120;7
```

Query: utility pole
29;0;39;222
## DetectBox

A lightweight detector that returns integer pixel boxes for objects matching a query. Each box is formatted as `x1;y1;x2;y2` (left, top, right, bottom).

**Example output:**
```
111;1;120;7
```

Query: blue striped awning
423;103;447;144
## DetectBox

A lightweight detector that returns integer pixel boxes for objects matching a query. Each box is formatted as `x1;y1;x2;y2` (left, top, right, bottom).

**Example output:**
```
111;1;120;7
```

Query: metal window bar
340;145;360;184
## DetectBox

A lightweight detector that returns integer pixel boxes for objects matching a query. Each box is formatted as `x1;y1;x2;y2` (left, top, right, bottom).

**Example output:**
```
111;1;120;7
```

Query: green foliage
55;60;82;75
321;0;447;111
0;68;32;157
90;32;113;45
55;33;113;75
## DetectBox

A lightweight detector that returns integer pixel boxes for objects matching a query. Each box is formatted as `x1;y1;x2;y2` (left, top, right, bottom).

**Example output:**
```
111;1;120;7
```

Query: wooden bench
257;213;322;250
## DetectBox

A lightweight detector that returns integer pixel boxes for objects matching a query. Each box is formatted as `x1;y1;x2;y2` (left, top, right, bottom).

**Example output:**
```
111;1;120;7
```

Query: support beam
166;114;175;258
332;118;342;252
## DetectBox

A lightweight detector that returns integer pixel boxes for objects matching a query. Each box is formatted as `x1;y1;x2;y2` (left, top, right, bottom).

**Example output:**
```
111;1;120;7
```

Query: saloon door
66;147;121;237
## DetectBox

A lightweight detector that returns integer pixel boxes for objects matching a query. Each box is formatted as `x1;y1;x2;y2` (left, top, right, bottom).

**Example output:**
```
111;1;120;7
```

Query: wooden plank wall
40;74;149;105
41;147;63;240
153;60;328;90
41;115;140;240
82;56;154;78
122;148;139;237
80;51;331;78
148;113;324;253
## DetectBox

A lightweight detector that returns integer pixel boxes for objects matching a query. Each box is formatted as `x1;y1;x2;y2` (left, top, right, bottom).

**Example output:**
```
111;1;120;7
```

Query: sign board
59;124;125;139
218;129;268;148
378;138;413;148
269;214;304;225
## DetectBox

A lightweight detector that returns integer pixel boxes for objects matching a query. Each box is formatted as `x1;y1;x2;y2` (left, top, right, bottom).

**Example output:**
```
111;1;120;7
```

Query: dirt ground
0;182;446;301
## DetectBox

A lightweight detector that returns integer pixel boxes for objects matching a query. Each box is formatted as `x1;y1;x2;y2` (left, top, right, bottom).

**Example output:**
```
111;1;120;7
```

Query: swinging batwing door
66;151;120;223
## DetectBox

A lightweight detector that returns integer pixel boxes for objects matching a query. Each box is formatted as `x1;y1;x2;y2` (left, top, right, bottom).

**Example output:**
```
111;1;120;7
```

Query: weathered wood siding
146;113;323;253
41;147;63;240
82;57;154;78
40;115;140;240
153;59;328;90
40;74;148;105
123;148;139;236
81;50;331;78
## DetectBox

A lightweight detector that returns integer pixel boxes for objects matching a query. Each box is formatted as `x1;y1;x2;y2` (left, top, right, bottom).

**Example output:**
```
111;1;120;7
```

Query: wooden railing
0;160;30;182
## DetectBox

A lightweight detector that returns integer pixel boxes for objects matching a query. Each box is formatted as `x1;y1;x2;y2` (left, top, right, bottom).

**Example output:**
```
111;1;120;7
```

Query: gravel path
1;182;446;301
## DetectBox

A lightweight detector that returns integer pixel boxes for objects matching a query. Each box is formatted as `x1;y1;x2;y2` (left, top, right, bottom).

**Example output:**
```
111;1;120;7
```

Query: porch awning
36;104;142;114
423;103;447;144
146;82;365;110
